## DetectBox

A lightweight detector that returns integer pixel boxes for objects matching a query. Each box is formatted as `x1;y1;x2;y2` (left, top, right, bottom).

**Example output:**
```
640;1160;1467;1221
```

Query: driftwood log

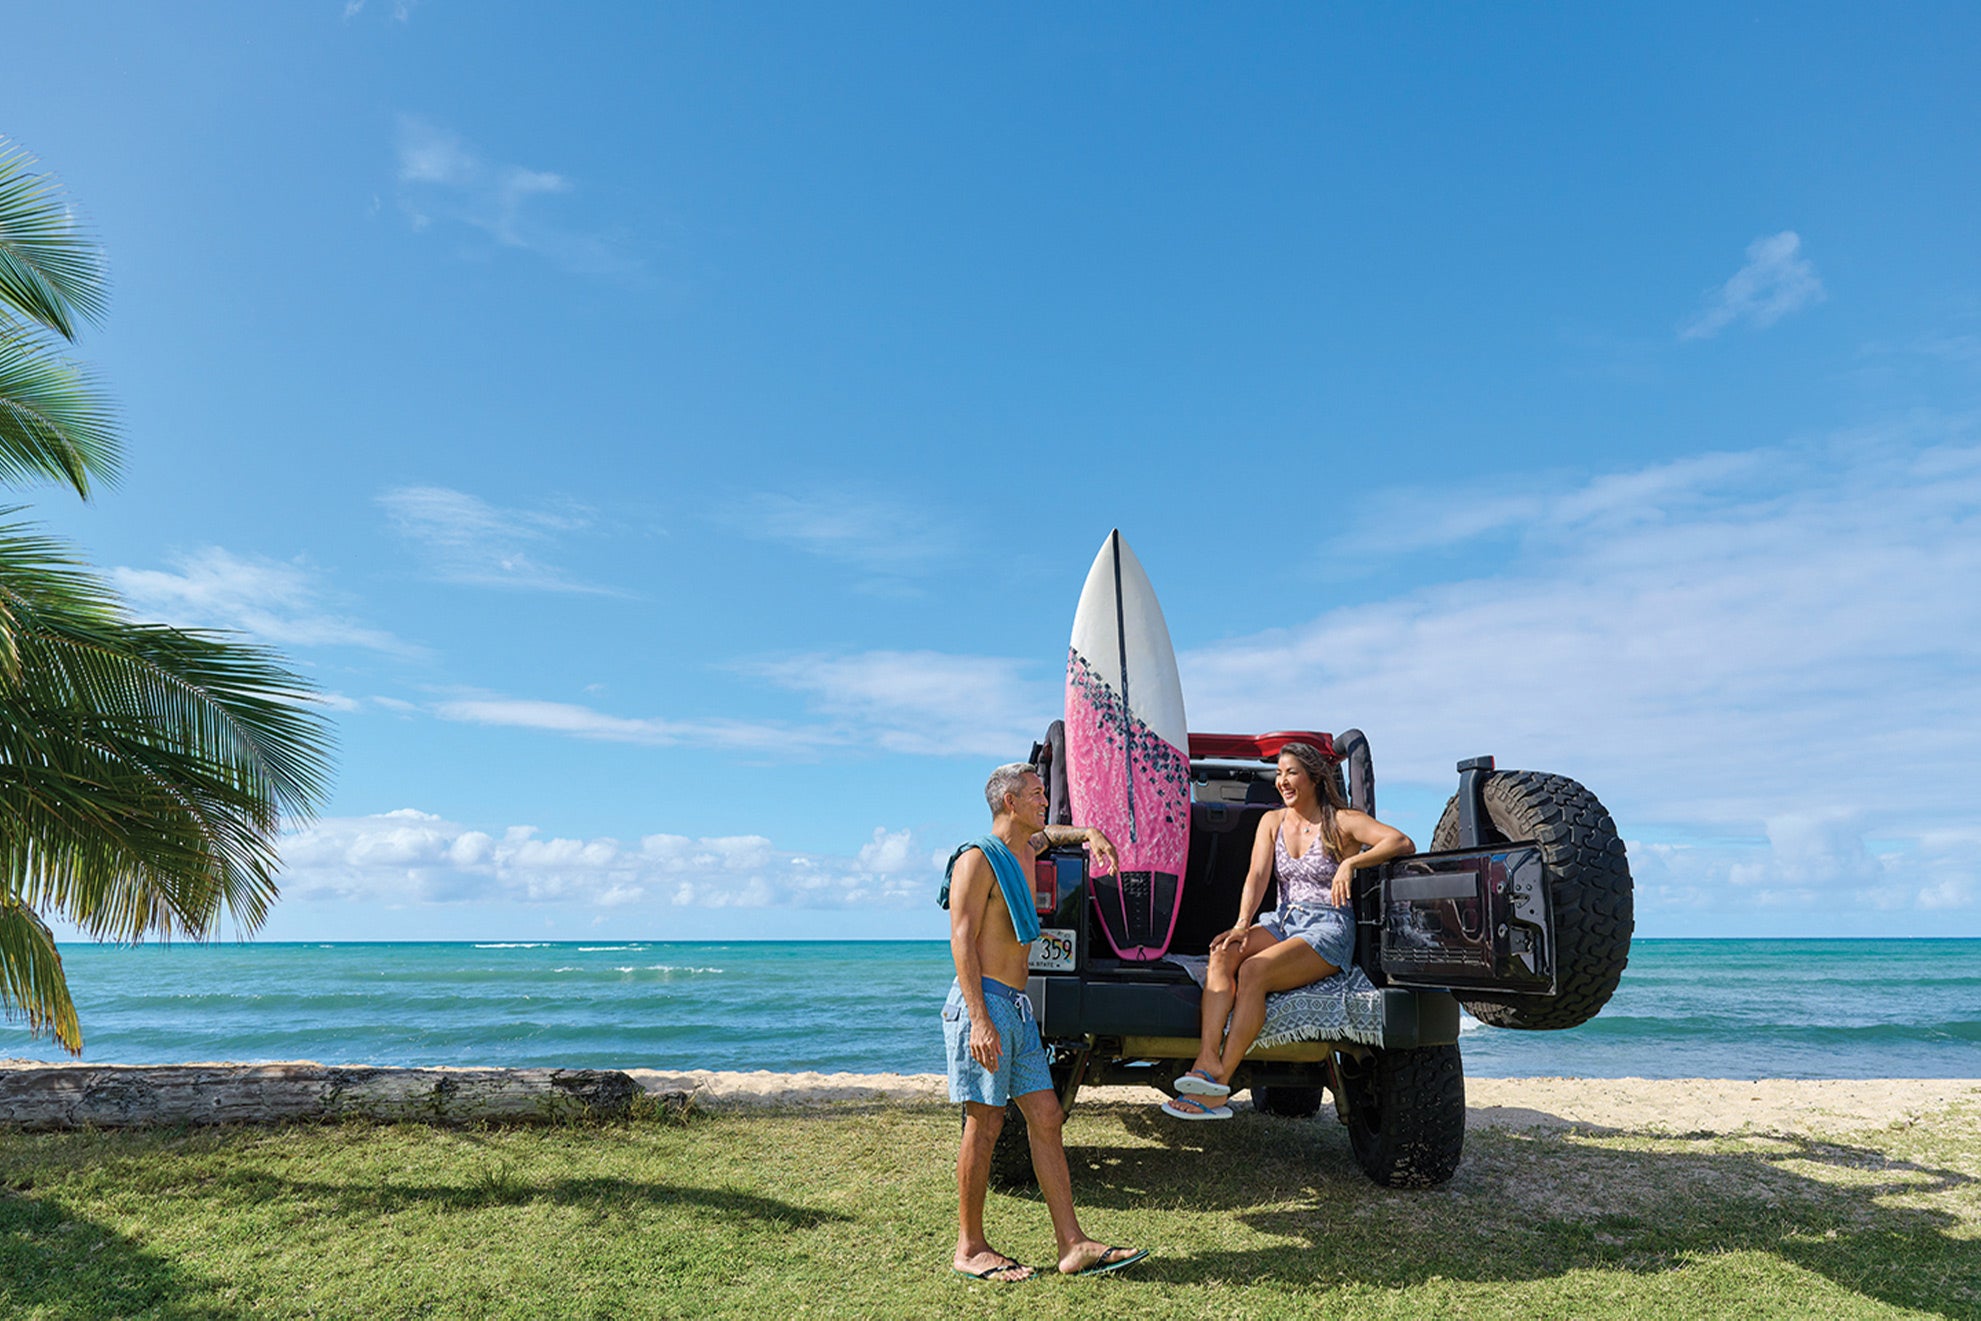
0;1063;648;1130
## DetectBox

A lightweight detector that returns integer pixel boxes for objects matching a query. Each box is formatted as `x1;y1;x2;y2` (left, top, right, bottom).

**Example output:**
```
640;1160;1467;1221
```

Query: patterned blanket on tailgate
1164;956;1388;1048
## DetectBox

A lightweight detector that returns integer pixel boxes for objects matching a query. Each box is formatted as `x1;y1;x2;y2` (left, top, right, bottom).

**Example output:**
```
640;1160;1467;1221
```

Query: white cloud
719;488;961;588
752;650;1054;758
111;547;410;654
378;484;616;594
344;0;416;20
1180;418;1981;914
278;810;930;909
424;659;1040;760
856;827;920;874
1681;230;1825;340
1915;334;1981;368
392;117;639;278
431;694;809;753
1625;817;1978;914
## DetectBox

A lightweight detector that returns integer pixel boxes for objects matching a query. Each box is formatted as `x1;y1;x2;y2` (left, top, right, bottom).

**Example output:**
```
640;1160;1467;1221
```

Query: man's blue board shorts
942;977;1055;1106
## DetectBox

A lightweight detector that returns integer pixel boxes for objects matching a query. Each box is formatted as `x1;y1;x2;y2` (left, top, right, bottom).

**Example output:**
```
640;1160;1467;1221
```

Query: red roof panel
1187;731;1337;762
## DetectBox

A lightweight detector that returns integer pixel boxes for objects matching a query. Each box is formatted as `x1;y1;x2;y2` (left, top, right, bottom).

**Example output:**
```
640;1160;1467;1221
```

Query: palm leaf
0;894;79;1052
0;141;119;499
0;145;329;1058
0;326;119;496
0;520;334;944
0;139;108;340
0;511;127;682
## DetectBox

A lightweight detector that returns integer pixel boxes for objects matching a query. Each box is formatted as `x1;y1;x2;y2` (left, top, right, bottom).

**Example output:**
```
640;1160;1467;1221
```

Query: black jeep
1000;723;1633;1190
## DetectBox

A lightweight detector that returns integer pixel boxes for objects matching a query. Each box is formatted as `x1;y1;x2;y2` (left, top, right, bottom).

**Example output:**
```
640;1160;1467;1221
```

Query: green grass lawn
3;1096;1977;1320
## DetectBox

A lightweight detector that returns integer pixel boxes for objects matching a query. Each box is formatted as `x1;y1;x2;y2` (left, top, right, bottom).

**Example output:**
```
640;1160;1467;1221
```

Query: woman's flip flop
1172;1068;1231;1098
1160;1094;1232;1121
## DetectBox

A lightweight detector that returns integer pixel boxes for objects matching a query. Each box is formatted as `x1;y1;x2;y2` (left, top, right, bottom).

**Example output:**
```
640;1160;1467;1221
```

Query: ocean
6;939;1979;1079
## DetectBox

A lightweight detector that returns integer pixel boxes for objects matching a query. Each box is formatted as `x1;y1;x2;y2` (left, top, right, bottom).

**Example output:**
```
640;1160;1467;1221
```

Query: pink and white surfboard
1064;530;1190;962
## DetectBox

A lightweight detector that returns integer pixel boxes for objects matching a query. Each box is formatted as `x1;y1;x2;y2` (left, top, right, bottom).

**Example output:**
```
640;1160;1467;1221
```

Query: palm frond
0;139;108;341
0;326;119;496
0;511;127;680
0;893;80;1052
0;521;335;943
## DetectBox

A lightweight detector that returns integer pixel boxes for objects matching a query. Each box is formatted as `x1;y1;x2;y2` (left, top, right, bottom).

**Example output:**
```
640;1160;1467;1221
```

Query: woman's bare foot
1058;1241;1148;1276
1174;1064;1230;1096
953;1250;1034;1282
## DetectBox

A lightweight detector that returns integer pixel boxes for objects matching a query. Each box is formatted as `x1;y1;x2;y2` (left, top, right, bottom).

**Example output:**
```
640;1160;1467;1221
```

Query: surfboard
1064;530;1190;962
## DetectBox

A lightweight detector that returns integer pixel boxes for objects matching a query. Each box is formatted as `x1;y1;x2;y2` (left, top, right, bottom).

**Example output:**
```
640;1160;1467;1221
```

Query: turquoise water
6;939;1978;1078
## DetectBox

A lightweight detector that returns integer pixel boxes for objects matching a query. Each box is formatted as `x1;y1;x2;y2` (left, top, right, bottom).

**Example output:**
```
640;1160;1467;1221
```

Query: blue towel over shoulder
937;835;1042;945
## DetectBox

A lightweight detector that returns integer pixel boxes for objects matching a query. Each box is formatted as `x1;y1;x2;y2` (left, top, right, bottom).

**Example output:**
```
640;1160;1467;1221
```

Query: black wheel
1432;769;1633;1031
981;1058;1079;1191
1337;1044;1465;1188
986;1101;1035;1189
1252;1085;1325;1118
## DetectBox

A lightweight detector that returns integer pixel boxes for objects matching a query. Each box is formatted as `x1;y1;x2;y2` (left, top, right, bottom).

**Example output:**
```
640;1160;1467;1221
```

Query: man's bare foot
1058;1242;1148;1276
952;1250;1034;1282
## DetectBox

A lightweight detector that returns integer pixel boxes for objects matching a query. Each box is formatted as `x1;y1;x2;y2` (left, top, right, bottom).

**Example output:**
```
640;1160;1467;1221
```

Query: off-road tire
1432;769;1633;1031
982;1058;1080;1190
986;1101;1036;1189
1338;1043;1465;1188
1252;1085;1325;1118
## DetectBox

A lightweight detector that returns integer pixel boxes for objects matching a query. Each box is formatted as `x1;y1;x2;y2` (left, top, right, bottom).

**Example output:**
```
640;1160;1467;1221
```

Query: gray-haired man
939;762;1147;1281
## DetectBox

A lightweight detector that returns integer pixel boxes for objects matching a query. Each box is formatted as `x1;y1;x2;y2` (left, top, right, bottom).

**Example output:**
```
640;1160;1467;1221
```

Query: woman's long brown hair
1279;741;1350;861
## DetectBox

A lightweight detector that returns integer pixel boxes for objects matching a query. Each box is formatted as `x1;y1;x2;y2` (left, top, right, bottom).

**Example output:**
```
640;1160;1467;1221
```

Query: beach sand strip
628;1069;1981;1135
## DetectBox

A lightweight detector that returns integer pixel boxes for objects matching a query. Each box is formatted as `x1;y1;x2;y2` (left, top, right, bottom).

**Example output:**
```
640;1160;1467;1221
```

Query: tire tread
1431;770;1633;1031
1344;1043;1465;1188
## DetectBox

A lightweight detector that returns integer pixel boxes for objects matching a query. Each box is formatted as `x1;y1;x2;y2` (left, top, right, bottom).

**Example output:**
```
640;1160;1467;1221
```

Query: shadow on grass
0;1125;852;1318
1048;1107;1981;1317
0;1187;230;1320
206;1167;853;1228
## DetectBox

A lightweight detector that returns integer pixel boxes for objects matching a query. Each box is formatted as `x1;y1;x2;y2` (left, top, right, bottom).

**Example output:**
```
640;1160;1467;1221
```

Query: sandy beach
628;1069;1981;1135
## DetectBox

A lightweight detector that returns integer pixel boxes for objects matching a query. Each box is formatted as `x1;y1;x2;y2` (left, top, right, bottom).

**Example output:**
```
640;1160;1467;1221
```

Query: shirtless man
941;762;1148;1282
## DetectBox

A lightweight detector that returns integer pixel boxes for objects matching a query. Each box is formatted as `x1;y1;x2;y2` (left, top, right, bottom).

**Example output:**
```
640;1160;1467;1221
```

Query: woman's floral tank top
1274;819;1341;909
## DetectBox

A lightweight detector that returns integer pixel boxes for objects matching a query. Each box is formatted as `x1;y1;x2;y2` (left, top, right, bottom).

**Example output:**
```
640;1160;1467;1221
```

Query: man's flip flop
1161;1095;1232;1121
1071;1246;1149;1277
952;1257;1034;1283
1172;1068;1230;1098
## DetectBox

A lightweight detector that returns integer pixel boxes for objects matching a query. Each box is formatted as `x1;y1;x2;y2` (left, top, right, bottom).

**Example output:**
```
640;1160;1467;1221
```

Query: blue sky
8;3;1979;941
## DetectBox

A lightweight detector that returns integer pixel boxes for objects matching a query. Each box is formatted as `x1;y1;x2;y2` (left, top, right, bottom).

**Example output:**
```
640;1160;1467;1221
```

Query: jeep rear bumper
1026;971;1461;1053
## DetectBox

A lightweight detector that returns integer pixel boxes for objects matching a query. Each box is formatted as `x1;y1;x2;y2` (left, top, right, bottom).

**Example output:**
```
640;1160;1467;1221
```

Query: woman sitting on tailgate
1162;740;1414;1120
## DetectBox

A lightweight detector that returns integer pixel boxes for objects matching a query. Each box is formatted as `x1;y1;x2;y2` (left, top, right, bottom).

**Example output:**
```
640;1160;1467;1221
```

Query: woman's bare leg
1217;939;1333;1082
1190;929;1280;1081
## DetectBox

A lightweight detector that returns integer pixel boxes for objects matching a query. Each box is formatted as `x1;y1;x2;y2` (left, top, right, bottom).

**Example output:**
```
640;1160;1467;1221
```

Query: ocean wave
473;943;550;949
611;964;724;975
578;945;647;952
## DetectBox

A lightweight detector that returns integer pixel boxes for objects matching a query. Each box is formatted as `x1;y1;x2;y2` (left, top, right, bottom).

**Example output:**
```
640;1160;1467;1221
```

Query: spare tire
1431;770;1632;1031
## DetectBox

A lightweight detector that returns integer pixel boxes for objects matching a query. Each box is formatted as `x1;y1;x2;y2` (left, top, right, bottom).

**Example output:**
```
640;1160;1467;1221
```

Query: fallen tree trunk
0;1063;644;1130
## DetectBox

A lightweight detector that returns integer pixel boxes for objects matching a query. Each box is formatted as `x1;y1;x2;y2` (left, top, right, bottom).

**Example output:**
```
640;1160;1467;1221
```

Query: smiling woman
0;140;333;1053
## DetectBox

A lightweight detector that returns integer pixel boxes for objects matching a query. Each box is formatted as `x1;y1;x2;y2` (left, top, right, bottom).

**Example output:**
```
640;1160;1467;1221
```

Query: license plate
1029;928;1076;972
